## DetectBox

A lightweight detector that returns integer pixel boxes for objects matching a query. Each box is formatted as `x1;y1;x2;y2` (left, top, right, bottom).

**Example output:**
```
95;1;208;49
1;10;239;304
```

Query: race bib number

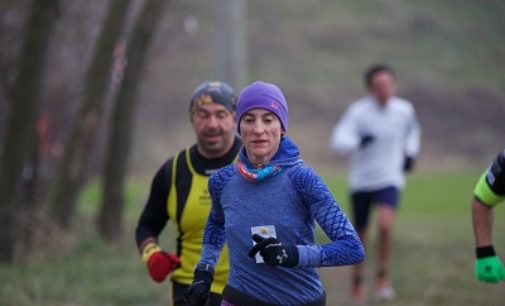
251;225;277;263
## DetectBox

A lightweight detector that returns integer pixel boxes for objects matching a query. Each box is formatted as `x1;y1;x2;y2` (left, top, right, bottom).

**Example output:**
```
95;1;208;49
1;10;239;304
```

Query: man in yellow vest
135;81;241;305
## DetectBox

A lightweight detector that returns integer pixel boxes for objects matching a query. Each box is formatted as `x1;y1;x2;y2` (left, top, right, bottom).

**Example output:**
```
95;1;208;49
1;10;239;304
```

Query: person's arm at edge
472;168;503;248
472;167;505;282
472;196;493;247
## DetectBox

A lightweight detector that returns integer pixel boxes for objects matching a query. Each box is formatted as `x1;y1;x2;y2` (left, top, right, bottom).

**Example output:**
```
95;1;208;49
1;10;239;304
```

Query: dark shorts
172;281;222;306
351;186;400;230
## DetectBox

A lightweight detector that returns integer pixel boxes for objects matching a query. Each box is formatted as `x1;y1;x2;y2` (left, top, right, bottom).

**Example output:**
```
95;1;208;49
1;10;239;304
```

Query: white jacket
330;96;421;191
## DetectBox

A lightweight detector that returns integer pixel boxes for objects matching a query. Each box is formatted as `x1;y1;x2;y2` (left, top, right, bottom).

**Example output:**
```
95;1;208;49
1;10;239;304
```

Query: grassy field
0;171;504;306
322;172;505;305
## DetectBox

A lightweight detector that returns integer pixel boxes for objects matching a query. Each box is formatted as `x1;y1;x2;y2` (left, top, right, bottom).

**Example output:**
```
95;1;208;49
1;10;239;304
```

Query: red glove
142;243;181;283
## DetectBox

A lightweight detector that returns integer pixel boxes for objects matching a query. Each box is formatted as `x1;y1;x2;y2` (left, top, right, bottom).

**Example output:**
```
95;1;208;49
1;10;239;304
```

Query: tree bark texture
48;0;131;229
0;0;59;263
97;0;168;242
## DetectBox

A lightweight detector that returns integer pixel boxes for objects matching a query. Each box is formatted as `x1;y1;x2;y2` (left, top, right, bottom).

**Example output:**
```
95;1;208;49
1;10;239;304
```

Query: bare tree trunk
97;0;168;242
48;0;131;229
0;0;59;263
15;127;42;261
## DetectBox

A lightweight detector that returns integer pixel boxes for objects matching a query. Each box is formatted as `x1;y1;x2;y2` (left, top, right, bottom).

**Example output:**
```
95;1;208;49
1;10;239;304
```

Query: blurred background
0;0;504;305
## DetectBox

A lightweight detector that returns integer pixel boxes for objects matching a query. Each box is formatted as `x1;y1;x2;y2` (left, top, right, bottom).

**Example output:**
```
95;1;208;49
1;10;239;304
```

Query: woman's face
240;108;283;166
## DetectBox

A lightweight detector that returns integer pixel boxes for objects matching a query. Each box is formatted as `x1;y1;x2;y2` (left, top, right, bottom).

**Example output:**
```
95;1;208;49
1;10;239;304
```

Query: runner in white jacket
330;64;421;303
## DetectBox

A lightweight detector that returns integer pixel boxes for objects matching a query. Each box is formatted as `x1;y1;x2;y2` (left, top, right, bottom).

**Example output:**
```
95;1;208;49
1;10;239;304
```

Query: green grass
250;0;505;94
321;171;505;305
1;171;504;305
77;179;147;219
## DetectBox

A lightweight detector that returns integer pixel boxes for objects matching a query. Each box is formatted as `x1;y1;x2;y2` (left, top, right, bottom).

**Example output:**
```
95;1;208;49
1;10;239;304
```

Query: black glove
359;134;375;149
248;234;299;268
183;263;213;306
403;155;415;173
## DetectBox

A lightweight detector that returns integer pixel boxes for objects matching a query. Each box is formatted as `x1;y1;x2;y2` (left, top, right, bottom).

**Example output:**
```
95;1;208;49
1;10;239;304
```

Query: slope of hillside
132;0;505;175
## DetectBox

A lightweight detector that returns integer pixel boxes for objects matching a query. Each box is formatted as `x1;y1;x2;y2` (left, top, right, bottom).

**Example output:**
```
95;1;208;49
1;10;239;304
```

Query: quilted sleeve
289;165;365;267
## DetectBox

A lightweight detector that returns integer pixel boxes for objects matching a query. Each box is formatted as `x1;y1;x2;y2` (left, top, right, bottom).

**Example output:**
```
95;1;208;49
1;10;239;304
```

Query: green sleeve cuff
474;172;505;206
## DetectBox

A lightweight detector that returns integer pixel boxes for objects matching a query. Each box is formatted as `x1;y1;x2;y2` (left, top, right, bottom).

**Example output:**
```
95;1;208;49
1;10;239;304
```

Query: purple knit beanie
236;81;289;133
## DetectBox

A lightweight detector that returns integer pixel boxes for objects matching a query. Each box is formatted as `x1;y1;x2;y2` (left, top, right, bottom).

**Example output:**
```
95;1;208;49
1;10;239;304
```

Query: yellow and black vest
168;147;238;294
